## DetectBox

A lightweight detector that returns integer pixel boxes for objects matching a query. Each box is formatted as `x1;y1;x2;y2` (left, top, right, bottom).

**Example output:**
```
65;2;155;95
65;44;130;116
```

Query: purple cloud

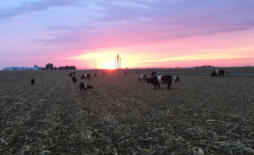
0;0;81;19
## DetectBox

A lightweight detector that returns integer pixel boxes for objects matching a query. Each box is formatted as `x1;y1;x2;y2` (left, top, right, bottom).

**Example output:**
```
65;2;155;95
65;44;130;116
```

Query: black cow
94;73;97;77
218;69;225;77
31;79;35;85
147;75;172;89
211;71;217;77
79;82;94;94
72;76;77;83
69;73;73;77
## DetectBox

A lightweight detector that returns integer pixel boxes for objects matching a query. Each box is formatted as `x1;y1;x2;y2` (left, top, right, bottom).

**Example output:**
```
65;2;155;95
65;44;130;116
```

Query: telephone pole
115;54;122;69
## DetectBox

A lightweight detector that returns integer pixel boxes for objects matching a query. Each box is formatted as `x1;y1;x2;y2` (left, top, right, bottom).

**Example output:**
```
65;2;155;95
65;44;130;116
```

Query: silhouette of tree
45;63;54;70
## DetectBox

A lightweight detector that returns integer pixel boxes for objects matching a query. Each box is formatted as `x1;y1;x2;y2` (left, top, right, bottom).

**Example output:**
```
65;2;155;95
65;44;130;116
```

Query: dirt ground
0;69;254;154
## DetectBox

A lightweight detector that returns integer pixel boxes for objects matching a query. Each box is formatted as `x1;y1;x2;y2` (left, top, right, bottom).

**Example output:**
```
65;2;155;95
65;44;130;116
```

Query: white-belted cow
79;82;94;94
147;75;172;89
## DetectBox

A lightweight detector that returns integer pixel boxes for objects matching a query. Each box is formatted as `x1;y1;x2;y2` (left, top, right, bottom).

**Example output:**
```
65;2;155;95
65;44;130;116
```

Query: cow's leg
167;82;171;89
154;84;156;90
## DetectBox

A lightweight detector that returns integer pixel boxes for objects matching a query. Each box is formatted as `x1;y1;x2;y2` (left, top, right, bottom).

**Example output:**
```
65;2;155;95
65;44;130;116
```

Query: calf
79;82;94;94
147;75;172;89
31;78;35;85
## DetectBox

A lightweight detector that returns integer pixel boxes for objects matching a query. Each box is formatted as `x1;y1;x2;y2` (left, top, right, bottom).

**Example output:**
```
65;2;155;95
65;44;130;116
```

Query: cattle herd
68;70;182;94
30;69;227;94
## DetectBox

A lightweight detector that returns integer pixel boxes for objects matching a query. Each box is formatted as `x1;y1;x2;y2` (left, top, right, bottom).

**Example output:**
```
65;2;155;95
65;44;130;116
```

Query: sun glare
100;61;115;70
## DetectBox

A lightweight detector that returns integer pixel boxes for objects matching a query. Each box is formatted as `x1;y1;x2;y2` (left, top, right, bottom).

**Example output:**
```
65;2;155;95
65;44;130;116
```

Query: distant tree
45;63;54;70
58;65;76;70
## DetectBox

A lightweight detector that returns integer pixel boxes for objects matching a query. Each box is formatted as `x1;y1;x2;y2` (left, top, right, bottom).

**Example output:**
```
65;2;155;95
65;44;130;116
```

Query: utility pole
115;54;122;69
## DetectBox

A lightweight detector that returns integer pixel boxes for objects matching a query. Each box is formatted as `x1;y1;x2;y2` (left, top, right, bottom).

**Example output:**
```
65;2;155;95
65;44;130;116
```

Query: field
0;69;254;154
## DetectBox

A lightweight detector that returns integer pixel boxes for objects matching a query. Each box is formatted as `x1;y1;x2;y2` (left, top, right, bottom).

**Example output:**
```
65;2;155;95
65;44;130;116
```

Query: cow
81;74;85;80
151;71;157;77
211;69;225;77
31;79;35;85
147;75;172;89
218;69;225;77
72;76;77;83
138;74;147;82
79;82;94;94
69;72;73;77
94;73;97;77
81;73;91;80
174;76;180;82
211;70;217;77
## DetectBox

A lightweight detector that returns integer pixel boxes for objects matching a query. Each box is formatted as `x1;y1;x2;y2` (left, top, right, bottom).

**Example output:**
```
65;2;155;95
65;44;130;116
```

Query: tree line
45;63;76;70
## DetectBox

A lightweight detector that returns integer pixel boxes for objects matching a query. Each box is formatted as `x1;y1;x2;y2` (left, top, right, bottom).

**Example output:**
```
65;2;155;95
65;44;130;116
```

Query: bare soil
0;69;254;154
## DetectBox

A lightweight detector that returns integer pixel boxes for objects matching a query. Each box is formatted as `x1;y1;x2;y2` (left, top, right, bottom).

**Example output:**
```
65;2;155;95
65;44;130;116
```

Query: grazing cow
79;82;94;94
72;76;77;83
174;76;180;82
31;79;35;85
138;74;147;82
69;73;73;77
151;71;157;77
73;71;76;75
94;73;97;77
147;75;172;89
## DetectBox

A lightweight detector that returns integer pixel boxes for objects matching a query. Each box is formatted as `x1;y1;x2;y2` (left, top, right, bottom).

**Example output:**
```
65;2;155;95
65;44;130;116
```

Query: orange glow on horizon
69;46;254;69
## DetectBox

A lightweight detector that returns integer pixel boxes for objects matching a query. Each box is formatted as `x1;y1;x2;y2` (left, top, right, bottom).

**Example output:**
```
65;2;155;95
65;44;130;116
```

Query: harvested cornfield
0;70;254;154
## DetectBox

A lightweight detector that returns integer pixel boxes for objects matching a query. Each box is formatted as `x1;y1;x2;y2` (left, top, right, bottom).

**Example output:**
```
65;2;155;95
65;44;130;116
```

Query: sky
0;0;254;69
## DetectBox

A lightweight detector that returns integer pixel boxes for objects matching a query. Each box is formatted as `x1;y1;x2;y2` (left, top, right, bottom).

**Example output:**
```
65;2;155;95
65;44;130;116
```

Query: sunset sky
1;0;254;69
